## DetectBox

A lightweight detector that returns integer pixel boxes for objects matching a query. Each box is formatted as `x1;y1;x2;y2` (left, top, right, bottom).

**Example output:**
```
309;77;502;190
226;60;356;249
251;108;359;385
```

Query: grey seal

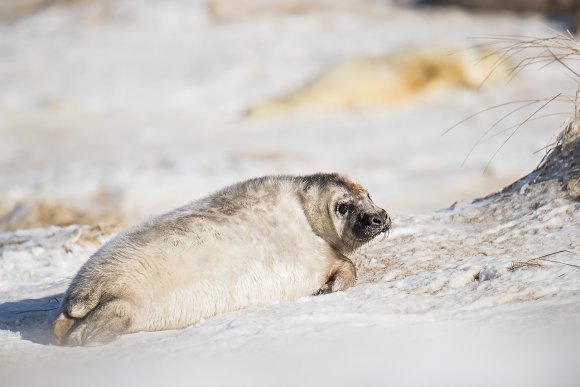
52;173;390;346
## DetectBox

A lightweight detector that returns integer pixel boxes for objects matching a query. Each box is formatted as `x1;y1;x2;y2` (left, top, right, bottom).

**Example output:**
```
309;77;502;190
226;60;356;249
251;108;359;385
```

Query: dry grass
0;200;122;232
474;31;580;82
508;250;580;272
444;31;580;172
0;0;115;20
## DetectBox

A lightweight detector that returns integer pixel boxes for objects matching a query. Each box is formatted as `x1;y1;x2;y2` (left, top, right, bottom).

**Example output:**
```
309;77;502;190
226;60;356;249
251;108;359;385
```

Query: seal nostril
372;217;382;225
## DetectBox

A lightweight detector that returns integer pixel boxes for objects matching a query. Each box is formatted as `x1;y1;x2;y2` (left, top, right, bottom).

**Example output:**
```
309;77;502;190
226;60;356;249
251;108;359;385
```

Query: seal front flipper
315;254;356;295
328;254;356;292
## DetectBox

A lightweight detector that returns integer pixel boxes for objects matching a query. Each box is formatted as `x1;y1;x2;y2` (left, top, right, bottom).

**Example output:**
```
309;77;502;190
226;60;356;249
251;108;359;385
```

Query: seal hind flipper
52;311;76;345
58;298;134;346
52;284;104;345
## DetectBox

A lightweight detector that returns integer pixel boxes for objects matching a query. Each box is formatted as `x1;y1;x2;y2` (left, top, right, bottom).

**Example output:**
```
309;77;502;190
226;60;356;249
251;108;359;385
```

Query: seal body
52;173;390;346
245;47;510;117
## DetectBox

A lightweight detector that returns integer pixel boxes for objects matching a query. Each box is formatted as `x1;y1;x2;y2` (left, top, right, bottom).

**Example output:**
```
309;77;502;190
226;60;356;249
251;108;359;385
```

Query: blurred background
0;0;578;231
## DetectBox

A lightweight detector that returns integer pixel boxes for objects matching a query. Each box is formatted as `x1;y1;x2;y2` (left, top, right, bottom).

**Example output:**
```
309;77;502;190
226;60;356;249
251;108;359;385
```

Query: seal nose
364;209;389;228
384;212;392;231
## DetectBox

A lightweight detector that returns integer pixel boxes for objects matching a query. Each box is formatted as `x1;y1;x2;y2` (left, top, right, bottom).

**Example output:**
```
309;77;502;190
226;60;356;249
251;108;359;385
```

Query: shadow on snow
0;294;63;345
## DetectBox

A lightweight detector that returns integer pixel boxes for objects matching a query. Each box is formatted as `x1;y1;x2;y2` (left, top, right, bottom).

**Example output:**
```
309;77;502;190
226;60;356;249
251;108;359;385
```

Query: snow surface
1;1;579;386
1;181;579;386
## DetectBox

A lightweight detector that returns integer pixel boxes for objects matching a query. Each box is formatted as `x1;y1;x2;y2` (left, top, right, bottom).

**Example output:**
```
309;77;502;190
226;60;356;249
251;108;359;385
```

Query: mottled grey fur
52;173;390;346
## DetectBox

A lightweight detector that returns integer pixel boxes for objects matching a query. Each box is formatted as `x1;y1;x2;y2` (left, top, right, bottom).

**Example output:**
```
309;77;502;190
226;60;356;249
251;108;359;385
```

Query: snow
1;180;578;386
1;0;579;386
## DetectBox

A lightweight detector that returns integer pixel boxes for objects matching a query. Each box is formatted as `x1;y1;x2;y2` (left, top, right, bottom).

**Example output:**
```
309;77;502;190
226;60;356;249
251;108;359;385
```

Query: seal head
301;173;391;255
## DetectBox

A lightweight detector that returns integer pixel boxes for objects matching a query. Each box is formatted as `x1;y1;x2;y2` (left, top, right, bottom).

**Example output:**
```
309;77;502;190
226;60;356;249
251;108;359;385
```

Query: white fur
53;174;386;345
129;189;331;331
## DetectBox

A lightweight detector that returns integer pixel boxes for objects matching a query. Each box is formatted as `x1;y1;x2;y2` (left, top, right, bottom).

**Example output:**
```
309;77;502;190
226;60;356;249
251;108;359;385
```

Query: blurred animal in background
245;46;510;117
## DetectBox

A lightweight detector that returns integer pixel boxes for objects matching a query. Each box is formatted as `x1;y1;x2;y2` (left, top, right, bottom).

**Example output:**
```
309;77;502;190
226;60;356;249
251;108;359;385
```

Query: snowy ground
1;179;579;386
1;0;579;386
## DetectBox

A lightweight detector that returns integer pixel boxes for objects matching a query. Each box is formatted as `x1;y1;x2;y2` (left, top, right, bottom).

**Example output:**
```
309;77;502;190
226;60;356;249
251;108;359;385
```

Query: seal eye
337;204;349;215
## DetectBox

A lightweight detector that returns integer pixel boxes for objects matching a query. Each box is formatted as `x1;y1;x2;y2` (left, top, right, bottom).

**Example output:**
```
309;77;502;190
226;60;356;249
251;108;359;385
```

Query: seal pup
245;46;510;117
52;173;391;346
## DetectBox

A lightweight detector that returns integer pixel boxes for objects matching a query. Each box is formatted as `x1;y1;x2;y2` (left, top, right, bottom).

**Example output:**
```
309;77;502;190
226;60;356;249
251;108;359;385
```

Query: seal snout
381;211;392;234
361;209;391;235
